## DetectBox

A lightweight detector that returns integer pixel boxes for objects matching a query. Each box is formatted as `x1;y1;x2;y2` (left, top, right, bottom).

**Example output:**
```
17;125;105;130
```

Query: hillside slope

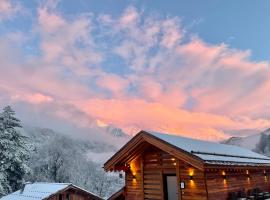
223;128;270;150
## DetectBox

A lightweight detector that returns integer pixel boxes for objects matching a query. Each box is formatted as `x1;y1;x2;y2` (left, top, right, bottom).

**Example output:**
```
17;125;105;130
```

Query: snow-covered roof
148;131;270;165
0;182;99;200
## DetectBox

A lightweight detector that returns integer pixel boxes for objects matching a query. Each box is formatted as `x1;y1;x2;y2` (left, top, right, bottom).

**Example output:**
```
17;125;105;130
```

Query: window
58;194;63;200
66;194;70;200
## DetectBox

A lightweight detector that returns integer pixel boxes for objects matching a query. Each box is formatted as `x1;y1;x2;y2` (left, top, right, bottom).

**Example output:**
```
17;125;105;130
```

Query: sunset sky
1;0;270;141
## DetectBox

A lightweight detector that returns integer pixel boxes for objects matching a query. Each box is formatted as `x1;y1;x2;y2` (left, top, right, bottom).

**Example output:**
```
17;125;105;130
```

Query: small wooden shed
104;130;270;200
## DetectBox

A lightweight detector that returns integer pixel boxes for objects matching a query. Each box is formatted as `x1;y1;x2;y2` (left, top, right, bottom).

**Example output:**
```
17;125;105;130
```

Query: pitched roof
149;131;270;166
0;183;102;200
104;130;270;171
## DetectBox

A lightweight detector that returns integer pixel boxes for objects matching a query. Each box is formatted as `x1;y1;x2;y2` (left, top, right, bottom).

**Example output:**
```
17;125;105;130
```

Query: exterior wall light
189;169;194;181
132;173;136;180
222;171;226;180
246;170;250;178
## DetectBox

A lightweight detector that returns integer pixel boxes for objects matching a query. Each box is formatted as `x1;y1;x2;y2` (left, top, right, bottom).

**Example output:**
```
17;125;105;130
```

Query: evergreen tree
0;106;30;195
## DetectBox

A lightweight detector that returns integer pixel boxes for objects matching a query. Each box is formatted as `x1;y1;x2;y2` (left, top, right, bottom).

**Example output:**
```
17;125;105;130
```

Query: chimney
20;182;31;194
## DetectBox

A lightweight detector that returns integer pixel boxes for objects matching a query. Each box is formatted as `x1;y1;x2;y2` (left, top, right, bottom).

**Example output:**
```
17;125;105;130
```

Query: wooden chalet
104;130;270;200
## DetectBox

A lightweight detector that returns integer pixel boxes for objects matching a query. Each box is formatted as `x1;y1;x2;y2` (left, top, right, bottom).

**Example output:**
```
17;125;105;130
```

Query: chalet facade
104;130;270;200
0;182;103;200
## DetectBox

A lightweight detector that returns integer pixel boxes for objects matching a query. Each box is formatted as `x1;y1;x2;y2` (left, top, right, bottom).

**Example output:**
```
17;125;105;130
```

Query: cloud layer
1;1;270;141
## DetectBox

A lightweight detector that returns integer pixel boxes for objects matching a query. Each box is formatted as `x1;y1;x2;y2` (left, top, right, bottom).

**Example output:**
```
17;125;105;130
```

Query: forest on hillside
0;106;123;198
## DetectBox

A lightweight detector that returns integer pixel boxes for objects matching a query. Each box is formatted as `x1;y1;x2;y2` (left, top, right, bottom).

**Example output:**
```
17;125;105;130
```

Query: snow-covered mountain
21;124;131;163
222;128;270;150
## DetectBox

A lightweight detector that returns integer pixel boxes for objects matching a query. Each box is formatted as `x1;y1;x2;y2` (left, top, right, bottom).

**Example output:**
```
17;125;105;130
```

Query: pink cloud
2;5;270;142
135;77;187;107
119;6;139;26
160;18;182;48
37;5;101;74
12;93;53;104
79;98;270;141
97;74;129;94
38;7;65;33
0;0;21;21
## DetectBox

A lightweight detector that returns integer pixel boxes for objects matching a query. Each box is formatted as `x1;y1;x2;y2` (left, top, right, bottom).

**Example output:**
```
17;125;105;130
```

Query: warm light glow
130;161;137;182
132;173;136;181
189;168;194;182
171;158;176;161
130;162;136;173
190;179;195;187
246;170;251;181
222;171;226;180
223;179;227;186
189;168;194;176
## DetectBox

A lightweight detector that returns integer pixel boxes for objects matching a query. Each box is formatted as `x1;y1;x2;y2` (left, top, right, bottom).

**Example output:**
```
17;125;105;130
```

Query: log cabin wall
125;146;208;200
125;156;144;200
206;168;270;200
178;162;208;200
143;147;177;200
142;147;208;200
125;147;178;200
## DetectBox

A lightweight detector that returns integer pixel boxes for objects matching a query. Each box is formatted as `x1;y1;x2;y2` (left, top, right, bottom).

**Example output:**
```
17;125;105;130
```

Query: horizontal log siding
125;146;209;200
125;156;144;200
179;162;207;200
143;148;177;200
206;169;270;200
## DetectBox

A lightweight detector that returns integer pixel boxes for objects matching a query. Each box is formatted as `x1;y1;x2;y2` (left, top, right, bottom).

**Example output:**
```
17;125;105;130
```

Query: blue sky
1;0;270;141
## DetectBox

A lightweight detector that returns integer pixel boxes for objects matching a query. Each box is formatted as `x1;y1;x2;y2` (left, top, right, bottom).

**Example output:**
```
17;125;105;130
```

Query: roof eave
104;130;205;171
103;131;145;171
205;162;270;169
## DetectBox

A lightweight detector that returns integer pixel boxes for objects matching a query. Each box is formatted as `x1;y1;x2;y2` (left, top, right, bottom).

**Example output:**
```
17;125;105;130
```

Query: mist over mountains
18;124;129;198
223;128;270;155
22;123;130;162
